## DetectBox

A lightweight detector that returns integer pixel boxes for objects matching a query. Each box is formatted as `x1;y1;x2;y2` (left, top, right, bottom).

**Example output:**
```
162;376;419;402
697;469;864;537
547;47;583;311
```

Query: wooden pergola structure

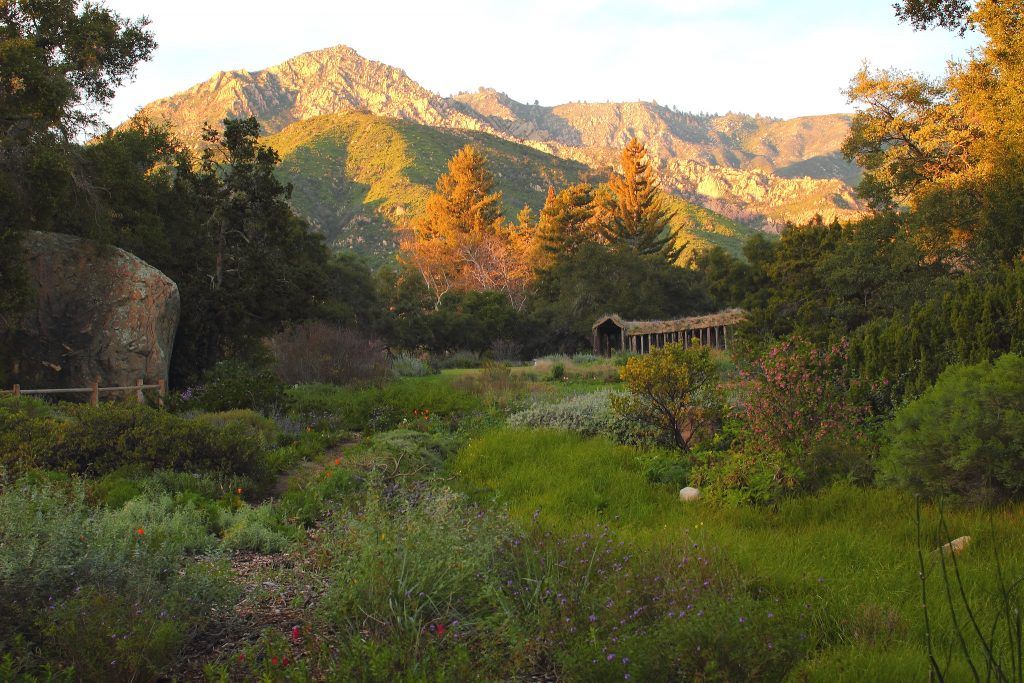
592;309;746;355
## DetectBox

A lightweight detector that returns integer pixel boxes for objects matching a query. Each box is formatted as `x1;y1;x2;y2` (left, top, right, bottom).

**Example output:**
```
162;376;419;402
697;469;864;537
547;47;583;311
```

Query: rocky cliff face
132;44;867;231
11;231;180;392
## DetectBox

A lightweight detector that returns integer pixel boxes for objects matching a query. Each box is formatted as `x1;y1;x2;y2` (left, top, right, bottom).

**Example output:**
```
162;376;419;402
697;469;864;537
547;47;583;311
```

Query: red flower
292;625;301;641
136;528;144;536
436;623;446;637
282;657;290;666
334;457;341;465
271;656;278;666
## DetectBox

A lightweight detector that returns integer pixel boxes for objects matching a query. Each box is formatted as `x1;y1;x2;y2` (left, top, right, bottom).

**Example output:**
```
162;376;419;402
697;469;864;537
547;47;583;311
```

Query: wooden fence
2;378;166;407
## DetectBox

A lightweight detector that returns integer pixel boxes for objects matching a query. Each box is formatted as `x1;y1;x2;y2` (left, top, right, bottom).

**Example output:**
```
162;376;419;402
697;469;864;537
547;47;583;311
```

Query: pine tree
602;139;682;262
417;145;504;240
537;183;603;256
402;145;535;309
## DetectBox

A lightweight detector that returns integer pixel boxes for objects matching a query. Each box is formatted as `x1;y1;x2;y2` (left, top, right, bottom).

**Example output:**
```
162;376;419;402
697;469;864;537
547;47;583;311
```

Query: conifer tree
402;145;535;310
602;139;682;262
537;183;604;257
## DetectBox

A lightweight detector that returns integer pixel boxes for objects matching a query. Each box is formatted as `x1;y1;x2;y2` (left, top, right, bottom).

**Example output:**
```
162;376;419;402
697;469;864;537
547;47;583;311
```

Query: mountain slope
265;113;755;263
131;44;868;243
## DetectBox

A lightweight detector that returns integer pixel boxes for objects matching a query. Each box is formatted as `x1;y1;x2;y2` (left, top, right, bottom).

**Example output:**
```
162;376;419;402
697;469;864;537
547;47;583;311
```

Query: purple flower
589;614;597;622
607;653;616;661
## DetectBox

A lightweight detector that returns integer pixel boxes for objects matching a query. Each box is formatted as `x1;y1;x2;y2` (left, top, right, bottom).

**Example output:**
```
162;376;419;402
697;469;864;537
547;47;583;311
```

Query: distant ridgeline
592;309;747;356
127;45;867;263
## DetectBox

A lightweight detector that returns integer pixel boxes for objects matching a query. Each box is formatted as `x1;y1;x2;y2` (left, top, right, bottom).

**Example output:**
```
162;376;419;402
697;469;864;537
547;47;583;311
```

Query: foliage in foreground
0;477;236;680
0;397;270;481
882;353;1024;503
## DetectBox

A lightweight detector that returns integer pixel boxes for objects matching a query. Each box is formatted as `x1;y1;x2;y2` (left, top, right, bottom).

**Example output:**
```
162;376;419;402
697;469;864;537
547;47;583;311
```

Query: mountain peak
128;46;865;231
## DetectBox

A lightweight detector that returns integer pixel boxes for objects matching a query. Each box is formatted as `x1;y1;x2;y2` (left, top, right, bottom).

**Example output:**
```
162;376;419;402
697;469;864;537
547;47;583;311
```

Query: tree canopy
601;139;683;263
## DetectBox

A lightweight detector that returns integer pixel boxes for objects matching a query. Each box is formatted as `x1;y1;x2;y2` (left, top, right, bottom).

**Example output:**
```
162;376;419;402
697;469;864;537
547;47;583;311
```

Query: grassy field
454;426;1024;680
3;366;1020;680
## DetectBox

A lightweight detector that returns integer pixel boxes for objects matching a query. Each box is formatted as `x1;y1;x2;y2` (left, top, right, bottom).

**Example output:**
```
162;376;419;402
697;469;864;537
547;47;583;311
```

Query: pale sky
102;0;981;127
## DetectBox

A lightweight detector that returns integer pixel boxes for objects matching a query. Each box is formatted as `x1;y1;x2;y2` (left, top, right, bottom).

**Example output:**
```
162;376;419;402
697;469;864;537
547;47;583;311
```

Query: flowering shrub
694;337;876;502
738;337;869;457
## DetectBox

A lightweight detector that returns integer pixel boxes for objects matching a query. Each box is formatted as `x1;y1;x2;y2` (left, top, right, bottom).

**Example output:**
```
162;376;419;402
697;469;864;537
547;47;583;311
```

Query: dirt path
264;437;361;501
171;436;361;679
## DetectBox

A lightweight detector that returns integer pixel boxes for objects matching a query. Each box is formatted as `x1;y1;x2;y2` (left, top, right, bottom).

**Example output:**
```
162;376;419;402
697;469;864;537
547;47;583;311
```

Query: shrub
488;338;524;362
738;337;870;459
0;479;235;679
434;350;481;370
288;378;484;434
549;363;566;381
694;337;877;503
192;409;281;445
614;343;723;453
391;353;433;378
881;353;1024;503
221;504;297;553
187;360;287;413
318;485;510;662
365;429;461;475
0;401;266;479
269;322;390;385
508;391;667;448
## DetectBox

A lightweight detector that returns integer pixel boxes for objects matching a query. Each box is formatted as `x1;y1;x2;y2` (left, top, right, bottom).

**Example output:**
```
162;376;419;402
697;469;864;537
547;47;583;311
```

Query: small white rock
938;535;971;555
679;486;700;502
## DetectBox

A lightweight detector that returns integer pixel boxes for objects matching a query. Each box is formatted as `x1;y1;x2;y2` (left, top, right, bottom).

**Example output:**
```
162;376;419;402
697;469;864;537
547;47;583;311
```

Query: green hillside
665;194;762;263
266;113;586;262
266;112;756;264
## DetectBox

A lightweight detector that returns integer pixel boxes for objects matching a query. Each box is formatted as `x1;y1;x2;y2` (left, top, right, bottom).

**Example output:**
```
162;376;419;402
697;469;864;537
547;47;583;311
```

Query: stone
679;486;700;502
8;231;180;392
938;536;971;556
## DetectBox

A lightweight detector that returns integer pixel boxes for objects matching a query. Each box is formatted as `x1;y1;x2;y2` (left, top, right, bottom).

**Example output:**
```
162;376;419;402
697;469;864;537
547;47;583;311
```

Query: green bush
434;350;482;370
287;377;484;433
0;479;235;679
187;359;287;413
549;363;566;381
221;504;297;553
192;408;281;445
365;429;461;474
391;353;434;378
0;400;266;480
278;463;359;527
881;353;1024;503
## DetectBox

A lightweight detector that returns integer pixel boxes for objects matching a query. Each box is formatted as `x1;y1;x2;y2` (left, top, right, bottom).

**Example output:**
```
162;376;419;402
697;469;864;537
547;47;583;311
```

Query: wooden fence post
157;379;165;408
136;378;145;404
12;384;19;398
90;378;99;407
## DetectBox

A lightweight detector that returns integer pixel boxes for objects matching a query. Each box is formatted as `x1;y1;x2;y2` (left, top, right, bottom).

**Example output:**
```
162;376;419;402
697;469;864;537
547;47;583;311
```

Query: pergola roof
592;308;747;335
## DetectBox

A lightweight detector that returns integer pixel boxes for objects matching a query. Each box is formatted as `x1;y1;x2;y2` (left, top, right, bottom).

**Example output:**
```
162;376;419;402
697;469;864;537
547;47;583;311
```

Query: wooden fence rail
1;378;166;407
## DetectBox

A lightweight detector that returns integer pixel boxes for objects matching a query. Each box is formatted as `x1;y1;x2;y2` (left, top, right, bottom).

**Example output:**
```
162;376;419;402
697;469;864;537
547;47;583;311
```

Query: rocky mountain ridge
131;44;868;231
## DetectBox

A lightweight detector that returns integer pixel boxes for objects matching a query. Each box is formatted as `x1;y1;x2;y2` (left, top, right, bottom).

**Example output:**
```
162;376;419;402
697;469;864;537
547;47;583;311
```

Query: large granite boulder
8;231;180;391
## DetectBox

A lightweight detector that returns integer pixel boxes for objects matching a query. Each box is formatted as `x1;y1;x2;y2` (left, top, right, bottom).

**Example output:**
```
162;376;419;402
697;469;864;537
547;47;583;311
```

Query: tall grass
453;427;1024;680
